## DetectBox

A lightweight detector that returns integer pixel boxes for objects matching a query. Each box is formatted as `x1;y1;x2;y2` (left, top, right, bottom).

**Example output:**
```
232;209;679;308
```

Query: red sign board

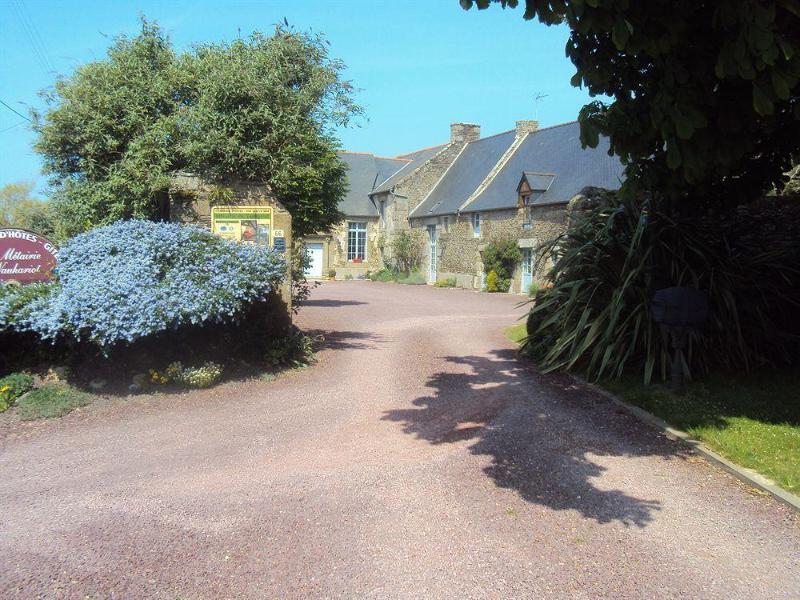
0;228;58;285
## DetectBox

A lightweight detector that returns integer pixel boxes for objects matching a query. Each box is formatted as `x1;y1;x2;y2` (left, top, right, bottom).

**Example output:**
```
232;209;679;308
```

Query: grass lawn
15;384;94;420
504;323;527;345
504;322;800;495
602;373;800;495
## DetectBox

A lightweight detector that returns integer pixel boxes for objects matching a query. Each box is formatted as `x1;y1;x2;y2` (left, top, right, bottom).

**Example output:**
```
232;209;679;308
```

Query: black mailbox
651;287;709;327
650;286;709;388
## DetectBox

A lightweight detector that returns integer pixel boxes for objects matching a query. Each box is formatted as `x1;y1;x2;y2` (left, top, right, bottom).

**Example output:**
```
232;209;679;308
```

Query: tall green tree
0;182;56;239
461;1;800;207
34;19;360;238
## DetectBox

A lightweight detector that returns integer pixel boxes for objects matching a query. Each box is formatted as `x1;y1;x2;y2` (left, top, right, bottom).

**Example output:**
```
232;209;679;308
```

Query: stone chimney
515;120;539;137
450;122;481;144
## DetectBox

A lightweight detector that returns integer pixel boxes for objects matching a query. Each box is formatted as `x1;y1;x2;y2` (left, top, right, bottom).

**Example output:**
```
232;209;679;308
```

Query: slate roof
465;121;624;212
337;152;408;216
409;130;517;218
371;144;447;195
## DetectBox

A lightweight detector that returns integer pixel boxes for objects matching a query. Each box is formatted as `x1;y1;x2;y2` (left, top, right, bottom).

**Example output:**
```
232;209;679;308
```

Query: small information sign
211;206;273;245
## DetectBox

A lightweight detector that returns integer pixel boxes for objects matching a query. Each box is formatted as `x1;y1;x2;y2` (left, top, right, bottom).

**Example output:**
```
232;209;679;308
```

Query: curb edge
569;375;800;513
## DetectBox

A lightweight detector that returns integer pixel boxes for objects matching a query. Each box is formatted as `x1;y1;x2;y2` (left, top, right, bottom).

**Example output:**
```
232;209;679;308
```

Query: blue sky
0;0;594;197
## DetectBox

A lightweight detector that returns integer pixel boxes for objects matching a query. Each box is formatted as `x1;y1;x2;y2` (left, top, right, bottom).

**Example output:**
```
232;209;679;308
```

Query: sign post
0;228;58;285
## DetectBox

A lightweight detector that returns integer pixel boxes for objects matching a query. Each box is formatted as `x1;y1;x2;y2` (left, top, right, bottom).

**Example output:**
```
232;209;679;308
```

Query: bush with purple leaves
16;220;286;347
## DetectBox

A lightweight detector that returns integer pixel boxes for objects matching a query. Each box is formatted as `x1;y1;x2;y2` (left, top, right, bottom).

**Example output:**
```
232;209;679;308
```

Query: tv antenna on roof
533;93;549;120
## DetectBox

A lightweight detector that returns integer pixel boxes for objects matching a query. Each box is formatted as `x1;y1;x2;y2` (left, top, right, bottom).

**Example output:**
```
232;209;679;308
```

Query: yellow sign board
211;206;273;245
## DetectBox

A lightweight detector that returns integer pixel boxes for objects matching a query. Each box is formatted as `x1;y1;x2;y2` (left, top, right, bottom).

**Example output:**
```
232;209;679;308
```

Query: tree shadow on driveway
382;349;677;528
304;329;384;351
302;299;368;307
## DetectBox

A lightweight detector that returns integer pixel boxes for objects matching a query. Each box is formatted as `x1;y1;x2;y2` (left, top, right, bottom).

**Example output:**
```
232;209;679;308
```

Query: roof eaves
396;142;447;160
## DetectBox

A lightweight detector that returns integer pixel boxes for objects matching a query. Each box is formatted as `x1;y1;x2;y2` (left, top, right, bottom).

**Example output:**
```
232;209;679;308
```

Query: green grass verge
15;384;94;420
505;321;799;495
504;323;527;344
601;373;800;495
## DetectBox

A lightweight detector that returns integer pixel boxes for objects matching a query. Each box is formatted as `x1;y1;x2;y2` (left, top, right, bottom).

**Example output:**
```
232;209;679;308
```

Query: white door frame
427;225;437;284
304;242;324;278
521;247;533;292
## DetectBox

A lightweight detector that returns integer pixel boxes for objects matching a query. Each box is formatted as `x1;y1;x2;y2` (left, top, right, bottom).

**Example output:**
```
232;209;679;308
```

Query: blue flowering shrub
0;220;296;392
18;220;286;347
0;283;66;372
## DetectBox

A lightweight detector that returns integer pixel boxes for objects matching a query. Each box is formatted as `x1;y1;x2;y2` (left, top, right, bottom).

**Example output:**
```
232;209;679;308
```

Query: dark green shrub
525;194;800;382
0;373;34;412
390;230;424;273
264;329;316;368
291;240;319;312
369;268;398;282
397;271;426;285
483;239;521;292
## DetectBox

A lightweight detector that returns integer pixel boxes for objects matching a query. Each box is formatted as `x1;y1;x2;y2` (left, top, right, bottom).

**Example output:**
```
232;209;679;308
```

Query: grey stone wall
411;204;569;293
326;217;381;279
372;142;465;271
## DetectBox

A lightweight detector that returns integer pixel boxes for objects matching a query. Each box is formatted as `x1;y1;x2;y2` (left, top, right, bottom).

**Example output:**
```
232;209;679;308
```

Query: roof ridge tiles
530;119;578;133
338;150;410;162
396;142;448;158
458;130;530;213
466;128;514;143
407;142;469;218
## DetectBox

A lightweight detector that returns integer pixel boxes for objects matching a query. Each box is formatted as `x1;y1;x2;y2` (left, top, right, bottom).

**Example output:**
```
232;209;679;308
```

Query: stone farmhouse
305;119;625;293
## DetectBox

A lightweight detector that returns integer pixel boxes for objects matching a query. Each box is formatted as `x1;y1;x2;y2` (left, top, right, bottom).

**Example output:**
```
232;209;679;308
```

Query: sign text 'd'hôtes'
0;229;58;285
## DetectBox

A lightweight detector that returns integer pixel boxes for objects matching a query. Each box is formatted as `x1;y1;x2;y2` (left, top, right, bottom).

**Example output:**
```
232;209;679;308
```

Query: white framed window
471;212;481;238
347;221;367;262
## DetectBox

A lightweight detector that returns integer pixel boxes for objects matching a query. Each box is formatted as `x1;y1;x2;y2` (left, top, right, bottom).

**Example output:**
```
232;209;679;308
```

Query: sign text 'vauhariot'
0;229;58;285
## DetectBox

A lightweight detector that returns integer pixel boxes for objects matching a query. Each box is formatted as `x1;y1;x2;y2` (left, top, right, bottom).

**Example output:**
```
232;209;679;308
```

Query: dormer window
517;172;555;232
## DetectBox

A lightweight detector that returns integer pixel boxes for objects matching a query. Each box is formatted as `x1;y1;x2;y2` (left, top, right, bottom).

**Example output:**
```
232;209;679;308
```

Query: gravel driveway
1;281;798;598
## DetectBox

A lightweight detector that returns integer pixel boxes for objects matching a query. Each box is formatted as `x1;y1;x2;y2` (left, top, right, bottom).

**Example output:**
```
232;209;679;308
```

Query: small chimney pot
515;120;539;136
450;122;481;144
